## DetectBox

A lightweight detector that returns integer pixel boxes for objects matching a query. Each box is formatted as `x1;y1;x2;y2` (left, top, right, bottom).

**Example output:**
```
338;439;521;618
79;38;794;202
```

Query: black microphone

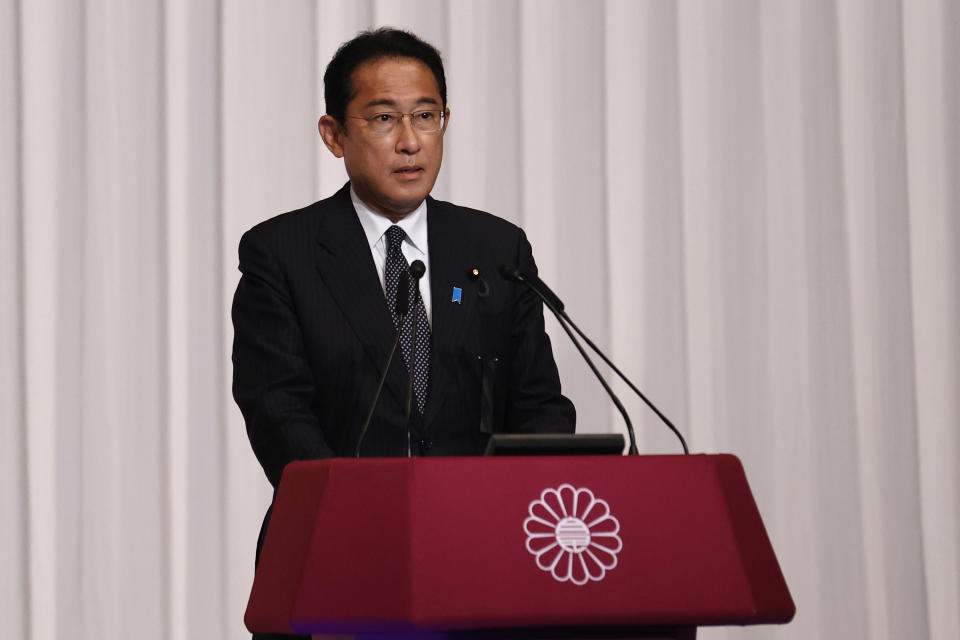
499;265;689;455
500;265;565;312
355;270;410;457
405;260;426;456
409;260;426;281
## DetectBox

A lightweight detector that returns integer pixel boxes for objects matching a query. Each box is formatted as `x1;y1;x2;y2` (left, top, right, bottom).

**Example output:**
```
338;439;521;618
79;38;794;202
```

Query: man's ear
442;107;450;133
318;115;345;158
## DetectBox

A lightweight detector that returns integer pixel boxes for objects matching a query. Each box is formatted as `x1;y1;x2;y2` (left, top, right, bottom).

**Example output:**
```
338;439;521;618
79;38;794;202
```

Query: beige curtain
2;1;957;638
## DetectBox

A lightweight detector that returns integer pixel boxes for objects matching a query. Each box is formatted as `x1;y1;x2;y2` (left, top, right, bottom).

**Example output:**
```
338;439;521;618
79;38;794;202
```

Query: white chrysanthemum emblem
523;484;622;585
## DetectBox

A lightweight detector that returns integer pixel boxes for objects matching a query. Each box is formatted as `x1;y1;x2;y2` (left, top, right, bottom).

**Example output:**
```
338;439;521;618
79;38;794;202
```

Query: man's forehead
349;57;441;105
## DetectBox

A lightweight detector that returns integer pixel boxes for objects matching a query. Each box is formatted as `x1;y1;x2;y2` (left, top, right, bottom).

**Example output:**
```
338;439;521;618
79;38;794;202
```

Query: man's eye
416;111;436;121
374;113;396;123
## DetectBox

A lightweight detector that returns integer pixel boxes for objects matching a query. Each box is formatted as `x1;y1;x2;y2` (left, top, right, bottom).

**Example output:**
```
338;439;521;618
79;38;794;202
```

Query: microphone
409;259;426;280
405;260;426;456
499;265;689;455
355;270;410;457
500;265;565;312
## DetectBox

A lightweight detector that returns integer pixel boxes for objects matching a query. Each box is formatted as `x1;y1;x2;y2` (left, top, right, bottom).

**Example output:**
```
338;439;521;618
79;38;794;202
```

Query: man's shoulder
242;186;350;244
426;196;523;239
241;189;352;254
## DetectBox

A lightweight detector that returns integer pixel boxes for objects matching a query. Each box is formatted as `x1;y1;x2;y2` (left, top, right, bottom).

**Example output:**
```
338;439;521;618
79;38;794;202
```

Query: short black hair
323;27;447;125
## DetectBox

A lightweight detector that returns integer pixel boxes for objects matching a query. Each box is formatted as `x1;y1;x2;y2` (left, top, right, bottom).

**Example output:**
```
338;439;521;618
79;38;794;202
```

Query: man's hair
324;27;447;125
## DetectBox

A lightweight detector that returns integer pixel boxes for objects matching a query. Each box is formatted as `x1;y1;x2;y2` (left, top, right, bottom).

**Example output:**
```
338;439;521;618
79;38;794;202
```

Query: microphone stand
517;273;640;455
557;305;689;454
355;271;410;457
500;265;690;455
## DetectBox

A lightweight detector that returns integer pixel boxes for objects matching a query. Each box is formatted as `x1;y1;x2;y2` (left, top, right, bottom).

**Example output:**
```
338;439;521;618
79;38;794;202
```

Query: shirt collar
351;185;428;254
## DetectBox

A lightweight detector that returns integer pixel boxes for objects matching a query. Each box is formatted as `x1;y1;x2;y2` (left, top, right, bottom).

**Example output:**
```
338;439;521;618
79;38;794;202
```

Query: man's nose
395;115;421;154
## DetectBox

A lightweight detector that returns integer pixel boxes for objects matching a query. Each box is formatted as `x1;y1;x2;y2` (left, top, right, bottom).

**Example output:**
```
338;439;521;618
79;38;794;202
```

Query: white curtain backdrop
2;1;958;638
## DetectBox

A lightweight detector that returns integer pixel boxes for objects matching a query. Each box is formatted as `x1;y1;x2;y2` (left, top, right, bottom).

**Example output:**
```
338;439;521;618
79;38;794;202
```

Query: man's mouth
394;166;424;180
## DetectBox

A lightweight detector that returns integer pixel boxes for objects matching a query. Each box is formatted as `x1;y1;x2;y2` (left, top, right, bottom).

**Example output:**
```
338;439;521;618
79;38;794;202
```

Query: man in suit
232;27;575;639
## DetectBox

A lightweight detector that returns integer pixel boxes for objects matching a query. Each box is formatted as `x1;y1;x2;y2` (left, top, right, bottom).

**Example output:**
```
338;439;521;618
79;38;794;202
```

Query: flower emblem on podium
523;484;622;585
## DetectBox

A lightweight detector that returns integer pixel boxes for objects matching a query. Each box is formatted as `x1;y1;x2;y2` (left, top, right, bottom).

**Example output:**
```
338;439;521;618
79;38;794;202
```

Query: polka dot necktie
384;225;431;414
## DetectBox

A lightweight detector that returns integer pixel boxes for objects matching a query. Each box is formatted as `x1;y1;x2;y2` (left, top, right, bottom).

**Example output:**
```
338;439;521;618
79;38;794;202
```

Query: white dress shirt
351;186;432;324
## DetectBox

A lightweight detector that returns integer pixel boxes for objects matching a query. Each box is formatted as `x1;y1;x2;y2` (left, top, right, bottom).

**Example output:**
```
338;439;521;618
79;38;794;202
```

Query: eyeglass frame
343;108;448;135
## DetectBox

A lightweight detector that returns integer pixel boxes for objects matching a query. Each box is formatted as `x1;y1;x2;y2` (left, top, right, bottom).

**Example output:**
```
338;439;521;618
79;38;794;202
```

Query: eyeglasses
345;109;446;135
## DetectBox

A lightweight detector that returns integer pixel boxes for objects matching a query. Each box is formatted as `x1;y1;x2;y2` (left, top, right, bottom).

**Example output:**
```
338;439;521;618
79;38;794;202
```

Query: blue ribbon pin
451;286;462;304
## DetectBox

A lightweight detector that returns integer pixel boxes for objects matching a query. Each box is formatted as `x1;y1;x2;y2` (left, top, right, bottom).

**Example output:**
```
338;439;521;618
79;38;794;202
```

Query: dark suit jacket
232;183;575;489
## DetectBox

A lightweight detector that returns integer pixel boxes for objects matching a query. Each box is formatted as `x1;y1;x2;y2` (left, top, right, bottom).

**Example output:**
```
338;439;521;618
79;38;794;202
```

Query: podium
245;455;795;638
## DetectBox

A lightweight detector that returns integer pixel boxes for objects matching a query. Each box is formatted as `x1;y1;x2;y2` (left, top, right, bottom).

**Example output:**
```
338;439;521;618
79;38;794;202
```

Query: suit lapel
424;198;478;428
314;185;409;409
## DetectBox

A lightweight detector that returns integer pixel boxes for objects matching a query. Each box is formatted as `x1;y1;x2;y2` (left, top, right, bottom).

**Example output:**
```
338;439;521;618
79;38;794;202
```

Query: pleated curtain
1;1;957;638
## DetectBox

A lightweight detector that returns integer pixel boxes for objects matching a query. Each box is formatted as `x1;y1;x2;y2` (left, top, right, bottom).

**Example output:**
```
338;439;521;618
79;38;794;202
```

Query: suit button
418;439;432;453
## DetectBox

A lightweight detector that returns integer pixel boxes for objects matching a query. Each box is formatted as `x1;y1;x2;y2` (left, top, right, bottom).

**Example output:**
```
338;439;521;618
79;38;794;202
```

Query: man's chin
387;181;434;207
370;191;429;220
353;175;436;218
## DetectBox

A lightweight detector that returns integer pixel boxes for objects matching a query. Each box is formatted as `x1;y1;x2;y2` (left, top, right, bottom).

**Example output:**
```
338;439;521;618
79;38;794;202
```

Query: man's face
319;57;449;221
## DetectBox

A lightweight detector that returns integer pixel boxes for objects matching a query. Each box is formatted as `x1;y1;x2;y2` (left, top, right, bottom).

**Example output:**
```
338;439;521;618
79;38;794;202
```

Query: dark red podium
245;455;794;638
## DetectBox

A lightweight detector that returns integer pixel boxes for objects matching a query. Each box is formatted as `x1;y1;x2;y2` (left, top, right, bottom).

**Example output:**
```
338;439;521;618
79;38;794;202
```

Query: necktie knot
385;225;406;252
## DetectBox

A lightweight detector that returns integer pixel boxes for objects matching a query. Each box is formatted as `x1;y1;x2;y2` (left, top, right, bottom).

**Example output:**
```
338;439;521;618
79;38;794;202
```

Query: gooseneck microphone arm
558;303;689;455
355;270;410;457
500;265;640;455
405;260;427;457
500;265;690;455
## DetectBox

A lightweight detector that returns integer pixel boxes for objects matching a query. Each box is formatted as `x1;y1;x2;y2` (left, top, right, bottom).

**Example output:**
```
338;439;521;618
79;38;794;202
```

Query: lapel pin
465;267;489;297
452;287;462;304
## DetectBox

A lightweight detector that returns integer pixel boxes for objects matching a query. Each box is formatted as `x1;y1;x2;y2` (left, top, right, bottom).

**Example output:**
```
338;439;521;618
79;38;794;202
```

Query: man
232;28;575;639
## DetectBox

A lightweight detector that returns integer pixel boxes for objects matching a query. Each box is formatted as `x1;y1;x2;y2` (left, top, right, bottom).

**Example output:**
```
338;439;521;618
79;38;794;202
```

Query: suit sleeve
232;229;335;487
504;231;577;433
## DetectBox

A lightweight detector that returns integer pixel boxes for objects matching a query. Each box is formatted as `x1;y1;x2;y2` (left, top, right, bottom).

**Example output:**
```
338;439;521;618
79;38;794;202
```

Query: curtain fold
0;1;27;638
2;1;957;638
